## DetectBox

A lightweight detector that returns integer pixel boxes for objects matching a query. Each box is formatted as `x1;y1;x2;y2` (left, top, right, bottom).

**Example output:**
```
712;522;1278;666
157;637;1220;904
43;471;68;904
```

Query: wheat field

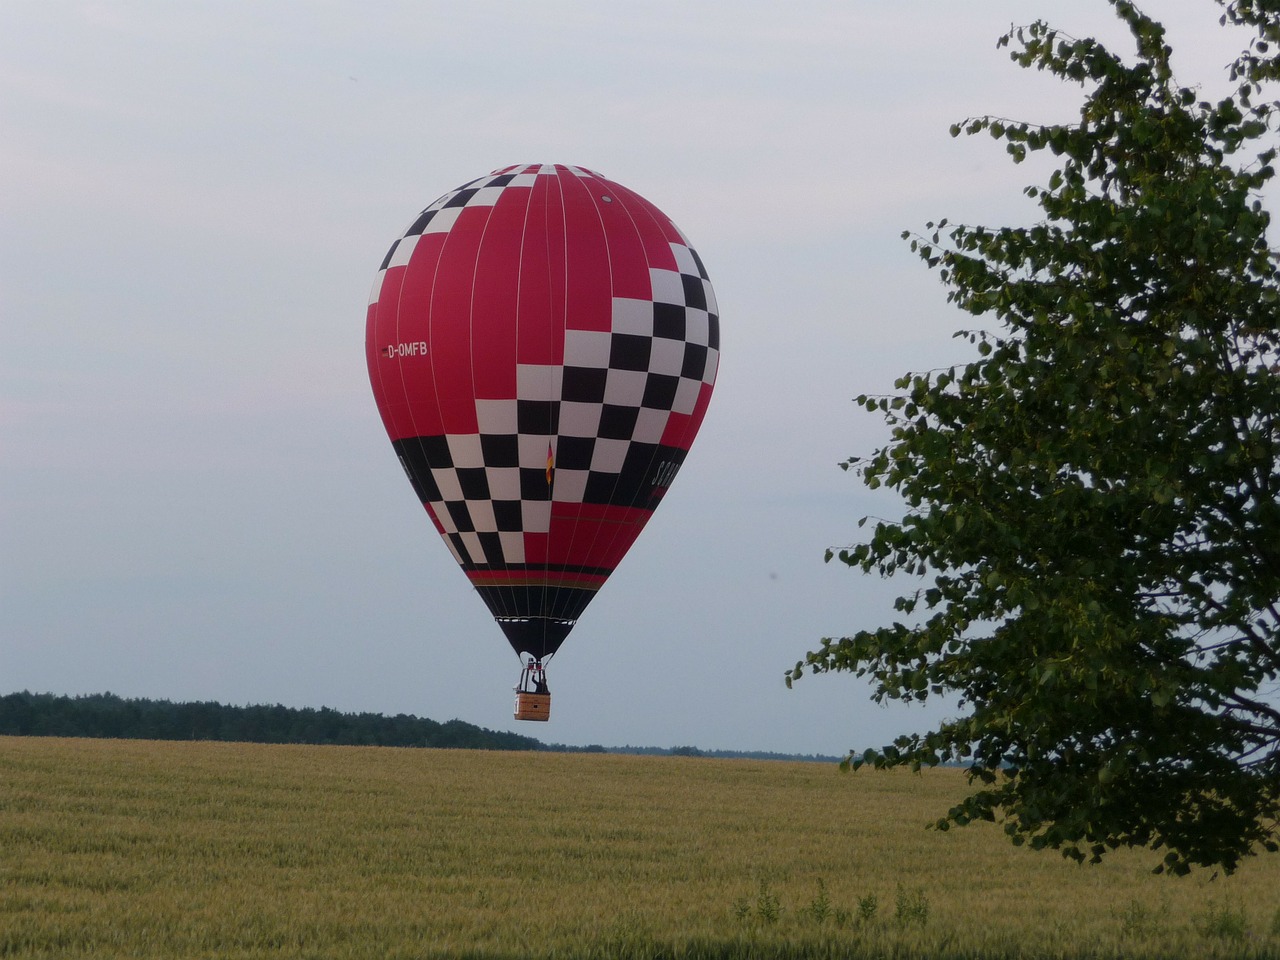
2;736;1279;958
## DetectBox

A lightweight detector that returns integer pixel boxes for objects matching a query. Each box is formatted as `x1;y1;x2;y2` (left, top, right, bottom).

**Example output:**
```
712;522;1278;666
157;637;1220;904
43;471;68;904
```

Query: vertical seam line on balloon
424;188;463;570
500;169;537;631
543;165;569;653
547;165;575;629
466;173;513;625
550;168;615;628
388;212;432;548
512;164;541;660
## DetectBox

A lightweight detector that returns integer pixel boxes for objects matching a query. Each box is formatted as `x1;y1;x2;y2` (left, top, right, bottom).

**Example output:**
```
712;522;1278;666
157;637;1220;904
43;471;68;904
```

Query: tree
788;0;1280;875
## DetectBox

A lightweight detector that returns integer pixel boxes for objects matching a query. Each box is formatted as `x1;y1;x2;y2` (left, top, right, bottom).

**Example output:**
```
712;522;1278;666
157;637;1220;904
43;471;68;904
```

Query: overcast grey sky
1;2;1254;755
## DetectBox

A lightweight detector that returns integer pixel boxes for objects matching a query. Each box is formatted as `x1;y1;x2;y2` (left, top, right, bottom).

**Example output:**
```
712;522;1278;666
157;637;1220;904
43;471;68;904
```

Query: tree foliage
788;0;1280;875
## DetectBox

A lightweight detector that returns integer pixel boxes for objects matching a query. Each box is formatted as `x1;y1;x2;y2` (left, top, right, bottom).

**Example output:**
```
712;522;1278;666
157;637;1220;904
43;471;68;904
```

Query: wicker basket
514;691;551;722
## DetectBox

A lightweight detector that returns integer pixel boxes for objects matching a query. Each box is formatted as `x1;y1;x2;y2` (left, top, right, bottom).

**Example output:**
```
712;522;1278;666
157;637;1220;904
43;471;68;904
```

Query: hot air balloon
365;164;719;720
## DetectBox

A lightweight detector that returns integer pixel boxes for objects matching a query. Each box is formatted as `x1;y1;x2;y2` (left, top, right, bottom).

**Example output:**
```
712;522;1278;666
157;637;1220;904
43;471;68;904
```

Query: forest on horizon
0;691;838;762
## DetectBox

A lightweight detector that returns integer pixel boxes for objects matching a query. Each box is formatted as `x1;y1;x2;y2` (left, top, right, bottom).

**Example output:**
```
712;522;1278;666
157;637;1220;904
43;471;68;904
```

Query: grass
2;736;1280;958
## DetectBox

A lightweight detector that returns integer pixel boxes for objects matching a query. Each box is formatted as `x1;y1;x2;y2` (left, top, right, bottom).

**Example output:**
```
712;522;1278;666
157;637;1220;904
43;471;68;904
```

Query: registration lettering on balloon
365;164;719;712
379;341;430;359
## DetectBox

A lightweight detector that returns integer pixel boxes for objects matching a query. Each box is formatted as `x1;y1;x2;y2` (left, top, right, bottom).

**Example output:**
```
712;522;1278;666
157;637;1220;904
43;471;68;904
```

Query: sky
0;1;1257;756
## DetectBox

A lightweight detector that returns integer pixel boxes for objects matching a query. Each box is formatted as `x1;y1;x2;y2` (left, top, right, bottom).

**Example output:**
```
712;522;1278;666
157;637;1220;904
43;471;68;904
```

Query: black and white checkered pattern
370;168;543;305
394;432;549;570
551;243;719;510
393;241;717;572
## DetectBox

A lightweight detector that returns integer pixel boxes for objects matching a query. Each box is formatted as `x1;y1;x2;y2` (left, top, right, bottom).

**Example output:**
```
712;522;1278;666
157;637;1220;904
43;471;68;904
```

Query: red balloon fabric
366;164;719;660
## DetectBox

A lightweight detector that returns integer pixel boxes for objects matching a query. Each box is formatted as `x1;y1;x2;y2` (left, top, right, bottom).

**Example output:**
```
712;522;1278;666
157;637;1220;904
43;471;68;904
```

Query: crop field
2;737;1279;959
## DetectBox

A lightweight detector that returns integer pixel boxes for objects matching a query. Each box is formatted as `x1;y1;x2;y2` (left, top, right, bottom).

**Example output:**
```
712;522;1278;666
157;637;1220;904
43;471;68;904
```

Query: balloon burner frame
514;658;551;721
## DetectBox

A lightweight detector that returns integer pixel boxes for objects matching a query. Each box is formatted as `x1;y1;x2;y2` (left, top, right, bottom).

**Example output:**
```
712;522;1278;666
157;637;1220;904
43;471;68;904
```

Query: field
2;737;1279;959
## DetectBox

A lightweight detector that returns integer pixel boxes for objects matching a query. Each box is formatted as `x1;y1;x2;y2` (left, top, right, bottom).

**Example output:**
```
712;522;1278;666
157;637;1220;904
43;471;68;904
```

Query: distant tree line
540;742;843;762
580;744;844;763
0;692;542;751
0;691;843;761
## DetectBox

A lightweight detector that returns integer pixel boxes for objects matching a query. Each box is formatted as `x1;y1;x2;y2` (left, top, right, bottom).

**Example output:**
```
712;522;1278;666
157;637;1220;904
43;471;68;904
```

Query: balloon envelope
366;164;719;660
